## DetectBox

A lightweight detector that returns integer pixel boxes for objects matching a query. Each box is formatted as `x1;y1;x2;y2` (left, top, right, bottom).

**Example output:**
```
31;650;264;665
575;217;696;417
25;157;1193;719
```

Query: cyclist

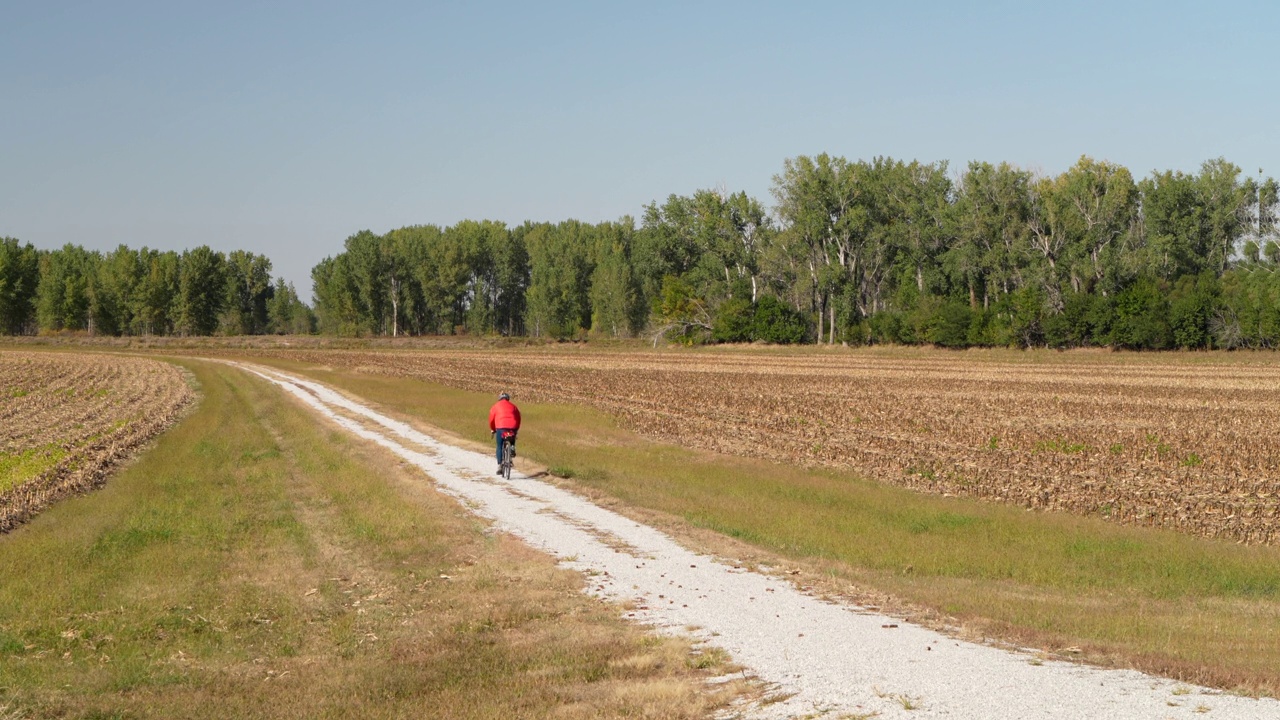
488;391;521;475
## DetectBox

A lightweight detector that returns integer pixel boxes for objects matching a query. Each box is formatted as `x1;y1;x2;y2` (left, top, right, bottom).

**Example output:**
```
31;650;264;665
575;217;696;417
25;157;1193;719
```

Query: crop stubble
0;351;193;532
254;348;1280;545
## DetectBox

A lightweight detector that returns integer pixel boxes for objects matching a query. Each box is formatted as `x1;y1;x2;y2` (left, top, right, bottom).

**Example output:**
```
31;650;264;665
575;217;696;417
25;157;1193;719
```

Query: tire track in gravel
233;361;1279;720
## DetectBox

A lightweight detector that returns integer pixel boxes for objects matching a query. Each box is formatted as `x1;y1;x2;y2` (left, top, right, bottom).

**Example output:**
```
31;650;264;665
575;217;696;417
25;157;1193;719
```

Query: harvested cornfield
253;346;1280;545
0;351;194;532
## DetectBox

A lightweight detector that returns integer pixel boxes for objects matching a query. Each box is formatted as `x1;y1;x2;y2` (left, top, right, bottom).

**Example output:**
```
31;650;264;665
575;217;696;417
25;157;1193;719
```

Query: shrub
711;298;754;343
751;296;807;344
1110;277;1171;349
1009;285;1046;348
867;311;906;344
928;300;972;348
1168;273;1219;349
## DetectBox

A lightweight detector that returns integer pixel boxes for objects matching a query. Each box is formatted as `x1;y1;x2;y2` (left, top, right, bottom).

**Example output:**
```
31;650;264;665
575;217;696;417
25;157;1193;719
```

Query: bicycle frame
500;432;516;480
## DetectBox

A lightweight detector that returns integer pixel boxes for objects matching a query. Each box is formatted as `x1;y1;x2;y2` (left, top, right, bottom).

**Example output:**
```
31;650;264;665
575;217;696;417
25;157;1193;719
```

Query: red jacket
489;399;521;432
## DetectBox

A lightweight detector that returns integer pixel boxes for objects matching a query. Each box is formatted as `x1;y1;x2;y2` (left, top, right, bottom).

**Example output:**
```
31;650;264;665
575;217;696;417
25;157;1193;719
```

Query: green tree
343;230;388;335
267;278;316;334
446;220;516;335
312;254;361;336
1196;158;1256;274
948;162;1033;309
0;238;40;334
638;189;771;332
651;275;711;345
89;245;143;336
175;246;226;336
885;160;954;298
399;224;479;335
133;249;180;335
589;221;642;338
36;244;99;332
770;154;867;343
1035;156;1137;298
387;225;455;335
220;250;273;335
1137;169;1203;279
525;221;594;339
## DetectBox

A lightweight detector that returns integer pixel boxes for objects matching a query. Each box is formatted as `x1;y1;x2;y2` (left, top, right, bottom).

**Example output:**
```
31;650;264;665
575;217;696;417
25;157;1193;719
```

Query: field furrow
0;351;194;531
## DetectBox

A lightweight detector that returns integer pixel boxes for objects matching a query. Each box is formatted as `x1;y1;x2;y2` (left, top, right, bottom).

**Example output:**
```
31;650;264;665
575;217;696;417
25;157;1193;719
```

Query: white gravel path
237;362;1280;720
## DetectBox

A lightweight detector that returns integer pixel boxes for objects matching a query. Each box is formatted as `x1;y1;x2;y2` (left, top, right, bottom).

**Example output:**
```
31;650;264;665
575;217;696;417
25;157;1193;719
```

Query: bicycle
499;430;516;480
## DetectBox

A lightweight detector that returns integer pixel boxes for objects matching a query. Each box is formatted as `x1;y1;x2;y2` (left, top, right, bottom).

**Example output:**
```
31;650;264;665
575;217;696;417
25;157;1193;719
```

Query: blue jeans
495;429;516;463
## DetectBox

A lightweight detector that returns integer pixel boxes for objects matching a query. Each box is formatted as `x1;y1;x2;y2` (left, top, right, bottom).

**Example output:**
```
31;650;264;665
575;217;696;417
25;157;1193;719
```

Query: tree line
0;241;314;336
313;155;1280;349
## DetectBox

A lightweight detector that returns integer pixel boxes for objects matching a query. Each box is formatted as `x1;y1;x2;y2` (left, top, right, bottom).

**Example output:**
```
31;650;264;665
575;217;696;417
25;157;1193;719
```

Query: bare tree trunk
828;302;836;344
389;276;400;337
817;294;826;345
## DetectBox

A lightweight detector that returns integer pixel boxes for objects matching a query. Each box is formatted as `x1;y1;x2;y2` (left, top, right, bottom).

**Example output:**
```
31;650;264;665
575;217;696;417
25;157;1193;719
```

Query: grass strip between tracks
0;359;744;719
244;356;1280;698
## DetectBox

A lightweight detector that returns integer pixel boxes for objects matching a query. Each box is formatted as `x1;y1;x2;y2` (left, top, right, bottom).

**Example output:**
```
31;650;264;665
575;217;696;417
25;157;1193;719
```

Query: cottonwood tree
524;221;594;339
945;162;1033;309
36;244;98;332
589;220;643;337
220;250;273;335
1055;156;1138;296
0;238;39;334
175;246;226;336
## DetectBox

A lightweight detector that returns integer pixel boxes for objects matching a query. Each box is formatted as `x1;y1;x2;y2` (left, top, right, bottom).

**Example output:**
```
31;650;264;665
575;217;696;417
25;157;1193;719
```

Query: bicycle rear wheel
502;440;513;480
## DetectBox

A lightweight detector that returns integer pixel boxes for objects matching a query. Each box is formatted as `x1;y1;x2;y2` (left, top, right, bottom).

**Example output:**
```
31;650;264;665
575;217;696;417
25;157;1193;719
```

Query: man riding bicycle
488;391;521;475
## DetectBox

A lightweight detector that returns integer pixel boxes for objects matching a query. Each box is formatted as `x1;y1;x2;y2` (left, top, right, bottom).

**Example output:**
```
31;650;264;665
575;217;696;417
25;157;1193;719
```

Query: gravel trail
238;363;1279;720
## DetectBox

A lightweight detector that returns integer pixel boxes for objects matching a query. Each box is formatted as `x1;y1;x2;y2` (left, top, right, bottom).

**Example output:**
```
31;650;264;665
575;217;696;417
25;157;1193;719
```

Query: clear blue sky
3;1;1277;302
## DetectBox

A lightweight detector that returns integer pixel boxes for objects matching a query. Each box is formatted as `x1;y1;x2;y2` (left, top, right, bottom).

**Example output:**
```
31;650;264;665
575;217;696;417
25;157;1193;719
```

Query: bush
1009;285;1046;348
711;298;754;343
1110;277;1171;349
867;311;906;344
928;300;972;348
896;294;936;345
1047;293;1094;347
1168;273;1219;349
967;306;1015;347
751;296;807;344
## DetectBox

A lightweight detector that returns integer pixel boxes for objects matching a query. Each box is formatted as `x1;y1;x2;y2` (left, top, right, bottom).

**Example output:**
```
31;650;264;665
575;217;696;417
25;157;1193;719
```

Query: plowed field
0;351;193;531
253;347;1280;545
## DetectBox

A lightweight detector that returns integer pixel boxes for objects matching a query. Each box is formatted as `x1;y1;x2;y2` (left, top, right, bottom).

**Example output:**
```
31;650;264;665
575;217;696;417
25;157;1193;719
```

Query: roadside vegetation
246;354;1280;696
0;358;743;719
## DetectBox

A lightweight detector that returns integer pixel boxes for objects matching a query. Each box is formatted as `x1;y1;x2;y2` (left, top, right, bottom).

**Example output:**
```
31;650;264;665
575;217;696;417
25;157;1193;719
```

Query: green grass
0;359;741;719
0;444;67;494
245;357;1280;695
